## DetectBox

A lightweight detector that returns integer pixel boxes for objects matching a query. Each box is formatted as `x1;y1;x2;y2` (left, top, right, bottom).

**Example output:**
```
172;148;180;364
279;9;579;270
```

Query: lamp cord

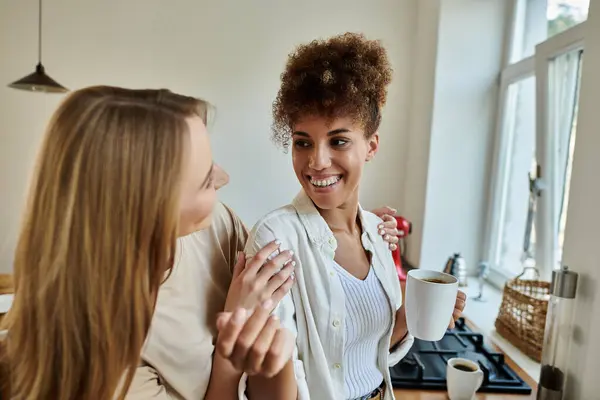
38;0;42;64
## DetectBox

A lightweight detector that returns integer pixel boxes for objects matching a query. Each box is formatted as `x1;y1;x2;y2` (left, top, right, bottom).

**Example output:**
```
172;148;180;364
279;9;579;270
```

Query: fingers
257;250;295;284
380;214;398;225
371;206;397;219
449;316;456;329
216;309;249;359
263;261;295;301
216;311;232;331
261;328;296;378
452;308;463;322
455;297;467;312
216;301;295;378
232;252;246;279
244;315;279;375
229;301;273;371
270;276;295;305
378;219;400;251
383;233;399;245
452;290;467;322
245;240;282;274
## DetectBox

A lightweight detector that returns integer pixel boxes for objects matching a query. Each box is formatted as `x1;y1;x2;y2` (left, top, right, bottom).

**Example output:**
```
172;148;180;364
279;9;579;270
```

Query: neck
317;191;360;234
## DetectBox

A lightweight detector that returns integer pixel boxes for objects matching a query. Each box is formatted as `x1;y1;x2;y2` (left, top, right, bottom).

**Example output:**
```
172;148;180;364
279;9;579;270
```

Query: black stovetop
390;318;532;394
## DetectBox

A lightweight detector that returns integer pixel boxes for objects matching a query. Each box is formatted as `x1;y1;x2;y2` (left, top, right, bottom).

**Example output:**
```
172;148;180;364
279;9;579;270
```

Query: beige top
126;202;248;400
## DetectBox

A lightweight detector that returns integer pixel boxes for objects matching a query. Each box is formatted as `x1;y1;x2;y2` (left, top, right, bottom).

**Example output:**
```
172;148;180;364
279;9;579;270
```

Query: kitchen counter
392;317;537;399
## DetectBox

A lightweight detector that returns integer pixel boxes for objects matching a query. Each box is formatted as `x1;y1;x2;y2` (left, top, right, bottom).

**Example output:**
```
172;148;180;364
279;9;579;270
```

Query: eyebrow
292;128;351;137
201;162;215;188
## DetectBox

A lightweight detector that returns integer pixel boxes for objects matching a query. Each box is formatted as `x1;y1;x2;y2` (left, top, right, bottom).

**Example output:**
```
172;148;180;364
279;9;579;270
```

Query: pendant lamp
8;0;68;93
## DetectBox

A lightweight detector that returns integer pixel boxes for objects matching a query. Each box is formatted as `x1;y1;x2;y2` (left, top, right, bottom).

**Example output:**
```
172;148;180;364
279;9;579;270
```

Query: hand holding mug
449;290;467;329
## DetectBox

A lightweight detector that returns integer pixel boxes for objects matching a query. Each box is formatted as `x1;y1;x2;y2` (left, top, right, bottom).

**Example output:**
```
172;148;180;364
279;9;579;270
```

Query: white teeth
310;176;341;187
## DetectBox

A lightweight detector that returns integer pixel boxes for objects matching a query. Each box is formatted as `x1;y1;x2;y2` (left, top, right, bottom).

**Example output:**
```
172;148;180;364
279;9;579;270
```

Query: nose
308;145;332;170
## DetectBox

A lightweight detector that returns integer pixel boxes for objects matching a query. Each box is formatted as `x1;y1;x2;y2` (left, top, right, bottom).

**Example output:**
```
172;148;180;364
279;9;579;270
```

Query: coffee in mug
446;358;483;400
453;363;477;372
421;278;447;284
405;269;458;341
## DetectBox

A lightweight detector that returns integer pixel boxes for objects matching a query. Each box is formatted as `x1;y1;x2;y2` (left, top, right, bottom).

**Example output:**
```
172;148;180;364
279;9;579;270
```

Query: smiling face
292;115;379;210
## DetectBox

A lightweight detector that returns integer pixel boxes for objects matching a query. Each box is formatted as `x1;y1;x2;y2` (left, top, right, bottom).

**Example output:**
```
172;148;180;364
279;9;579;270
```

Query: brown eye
331;138;349;147
294;140;311;148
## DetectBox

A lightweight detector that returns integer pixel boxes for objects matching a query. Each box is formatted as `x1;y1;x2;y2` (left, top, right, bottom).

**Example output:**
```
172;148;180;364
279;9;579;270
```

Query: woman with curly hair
244;33;465;400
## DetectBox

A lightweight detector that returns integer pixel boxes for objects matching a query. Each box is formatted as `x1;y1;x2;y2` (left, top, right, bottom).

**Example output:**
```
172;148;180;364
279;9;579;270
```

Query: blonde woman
0;86;295;400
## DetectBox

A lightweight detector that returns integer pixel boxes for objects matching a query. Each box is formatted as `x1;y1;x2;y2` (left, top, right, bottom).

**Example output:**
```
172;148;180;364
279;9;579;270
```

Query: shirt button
328;237;336;245
329;271;335;277
333;363;342;369
332;319;340;327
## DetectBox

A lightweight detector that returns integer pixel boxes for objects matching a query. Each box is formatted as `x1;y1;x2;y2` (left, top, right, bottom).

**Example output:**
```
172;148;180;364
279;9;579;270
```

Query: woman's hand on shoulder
216;301;295;378
371;206;399;251
224;240;295;313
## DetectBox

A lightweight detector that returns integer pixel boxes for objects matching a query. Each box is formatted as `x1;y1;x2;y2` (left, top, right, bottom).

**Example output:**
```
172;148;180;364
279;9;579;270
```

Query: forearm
390;305;409;349
246;360;297;400
205;353;243;400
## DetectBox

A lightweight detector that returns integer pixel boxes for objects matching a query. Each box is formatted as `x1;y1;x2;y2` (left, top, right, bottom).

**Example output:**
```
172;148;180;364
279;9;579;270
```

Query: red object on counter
391;216;412;281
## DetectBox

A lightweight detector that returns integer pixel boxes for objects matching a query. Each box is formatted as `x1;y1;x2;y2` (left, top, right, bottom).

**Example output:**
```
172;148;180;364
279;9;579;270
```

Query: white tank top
332;260;392;399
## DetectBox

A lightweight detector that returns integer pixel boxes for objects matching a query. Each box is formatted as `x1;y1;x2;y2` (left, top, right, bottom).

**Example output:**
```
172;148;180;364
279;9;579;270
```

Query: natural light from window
548;0;590;37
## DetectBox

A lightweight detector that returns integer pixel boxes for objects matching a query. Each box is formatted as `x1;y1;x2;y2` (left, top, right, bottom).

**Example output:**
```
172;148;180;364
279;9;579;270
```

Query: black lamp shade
8;63;68;93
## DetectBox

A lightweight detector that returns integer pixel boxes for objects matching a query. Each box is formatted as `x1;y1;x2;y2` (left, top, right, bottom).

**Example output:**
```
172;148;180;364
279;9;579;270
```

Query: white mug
446;358;484;400
405;269;458;341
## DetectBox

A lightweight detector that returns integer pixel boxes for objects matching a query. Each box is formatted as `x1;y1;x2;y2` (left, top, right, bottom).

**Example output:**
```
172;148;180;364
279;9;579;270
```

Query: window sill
462;277;541;383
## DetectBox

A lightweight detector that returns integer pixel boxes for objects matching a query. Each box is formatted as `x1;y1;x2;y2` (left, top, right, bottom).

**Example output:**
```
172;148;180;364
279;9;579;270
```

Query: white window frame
484;18;586;288
483;56;534;287
534;22;585;281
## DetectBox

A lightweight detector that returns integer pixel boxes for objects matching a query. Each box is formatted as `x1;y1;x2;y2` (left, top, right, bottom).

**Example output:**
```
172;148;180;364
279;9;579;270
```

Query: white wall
400;0;441;267
404;0;510;272
0;0;417;273
562;0;600;396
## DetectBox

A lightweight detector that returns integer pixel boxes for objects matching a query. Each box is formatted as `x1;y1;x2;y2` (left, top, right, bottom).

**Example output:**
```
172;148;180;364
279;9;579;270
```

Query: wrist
391;305;409;349
206;352;243;398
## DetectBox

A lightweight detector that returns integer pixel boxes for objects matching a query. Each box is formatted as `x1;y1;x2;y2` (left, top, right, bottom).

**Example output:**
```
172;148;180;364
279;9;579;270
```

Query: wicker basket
495;267;550;362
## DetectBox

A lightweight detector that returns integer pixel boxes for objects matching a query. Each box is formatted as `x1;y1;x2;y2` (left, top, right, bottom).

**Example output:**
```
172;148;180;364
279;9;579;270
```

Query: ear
366;133;380;162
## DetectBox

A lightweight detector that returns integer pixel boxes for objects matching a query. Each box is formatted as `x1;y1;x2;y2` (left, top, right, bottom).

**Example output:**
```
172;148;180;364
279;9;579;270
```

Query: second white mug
447;358;484;400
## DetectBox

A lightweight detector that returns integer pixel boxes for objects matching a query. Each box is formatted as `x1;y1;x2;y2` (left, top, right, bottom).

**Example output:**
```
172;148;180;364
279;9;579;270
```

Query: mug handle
475;369;484;390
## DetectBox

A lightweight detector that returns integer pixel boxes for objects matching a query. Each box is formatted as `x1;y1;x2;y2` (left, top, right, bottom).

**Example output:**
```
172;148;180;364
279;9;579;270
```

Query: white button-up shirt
244;190;414;400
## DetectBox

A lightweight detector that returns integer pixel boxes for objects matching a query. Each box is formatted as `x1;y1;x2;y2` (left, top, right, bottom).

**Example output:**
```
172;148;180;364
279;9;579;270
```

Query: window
484;3;585;286
488;76;536;278
535;34;584;279
548;0;589;37
510;0;589;61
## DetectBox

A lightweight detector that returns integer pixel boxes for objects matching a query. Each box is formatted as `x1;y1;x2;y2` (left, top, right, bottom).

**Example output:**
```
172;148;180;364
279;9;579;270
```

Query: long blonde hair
1;86;208;399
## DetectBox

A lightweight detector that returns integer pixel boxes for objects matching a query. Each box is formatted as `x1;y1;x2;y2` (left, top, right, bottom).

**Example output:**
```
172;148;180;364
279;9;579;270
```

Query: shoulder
361;210;384;241
361;210;391;254
245;204;306;253
211;202;247;234
361;209;384;229
250;204;303;236
183;202;247;244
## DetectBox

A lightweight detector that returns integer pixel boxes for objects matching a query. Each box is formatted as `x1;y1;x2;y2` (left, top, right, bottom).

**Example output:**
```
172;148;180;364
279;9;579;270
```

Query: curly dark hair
272;32;393;150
